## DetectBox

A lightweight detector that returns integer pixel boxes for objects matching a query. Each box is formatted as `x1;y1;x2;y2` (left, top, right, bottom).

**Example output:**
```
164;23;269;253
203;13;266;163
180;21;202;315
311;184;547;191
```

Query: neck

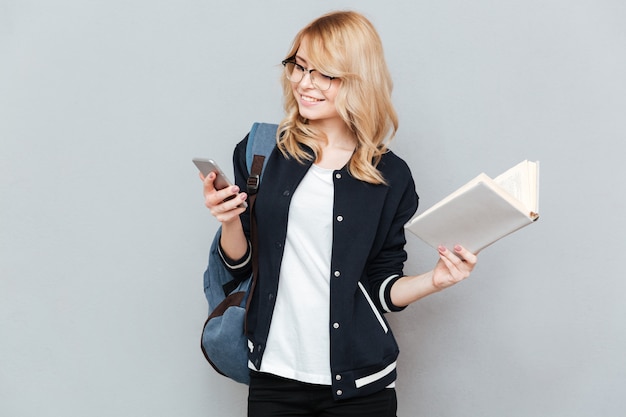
310;119;357;151
310;120;357;170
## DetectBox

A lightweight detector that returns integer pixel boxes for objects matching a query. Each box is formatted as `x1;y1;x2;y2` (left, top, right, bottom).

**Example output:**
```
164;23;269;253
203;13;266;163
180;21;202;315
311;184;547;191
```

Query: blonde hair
277;11;398;185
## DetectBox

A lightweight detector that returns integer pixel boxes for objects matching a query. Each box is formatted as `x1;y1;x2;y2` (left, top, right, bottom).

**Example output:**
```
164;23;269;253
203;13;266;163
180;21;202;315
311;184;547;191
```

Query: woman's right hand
201;172;248;224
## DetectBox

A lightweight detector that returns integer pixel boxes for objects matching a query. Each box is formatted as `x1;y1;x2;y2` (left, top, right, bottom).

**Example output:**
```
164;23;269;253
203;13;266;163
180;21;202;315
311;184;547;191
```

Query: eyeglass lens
284;62;333;91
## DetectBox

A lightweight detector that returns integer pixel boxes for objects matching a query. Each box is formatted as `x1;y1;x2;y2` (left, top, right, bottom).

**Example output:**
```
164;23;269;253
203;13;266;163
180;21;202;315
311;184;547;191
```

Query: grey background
1;1;625;416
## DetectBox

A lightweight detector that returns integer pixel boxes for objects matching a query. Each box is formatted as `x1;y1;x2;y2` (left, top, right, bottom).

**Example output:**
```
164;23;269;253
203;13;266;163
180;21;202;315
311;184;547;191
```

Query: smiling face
278;11;397;184
290;38;342;127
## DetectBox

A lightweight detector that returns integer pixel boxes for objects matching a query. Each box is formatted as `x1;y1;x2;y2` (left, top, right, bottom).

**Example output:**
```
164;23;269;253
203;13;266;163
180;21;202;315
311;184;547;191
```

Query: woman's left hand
431;245;477;290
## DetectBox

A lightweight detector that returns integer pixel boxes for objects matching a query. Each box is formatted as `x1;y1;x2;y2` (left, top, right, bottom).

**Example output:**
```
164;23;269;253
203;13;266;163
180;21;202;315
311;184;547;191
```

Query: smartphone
193;157;248;208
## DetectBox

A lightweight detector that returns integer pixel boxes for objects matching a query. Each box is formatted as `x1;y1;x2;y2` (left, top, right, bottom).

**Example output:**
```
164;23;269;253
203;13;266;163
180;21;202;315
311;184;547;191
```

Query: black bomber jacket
223;134;419;400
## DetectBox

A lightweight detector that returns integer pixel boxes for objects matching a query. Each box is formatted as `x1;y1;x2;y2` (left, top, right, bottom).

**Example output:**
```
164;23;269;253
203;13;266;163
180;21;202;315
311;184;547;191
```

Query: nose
298;71;315;88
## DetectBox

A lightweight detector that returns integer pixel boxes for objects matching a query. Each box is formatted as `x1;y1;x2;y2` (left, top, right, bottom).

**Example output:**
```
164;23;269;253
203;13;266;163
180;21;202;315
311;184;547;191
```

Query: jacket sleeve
216;135;253;282
367;158;419;313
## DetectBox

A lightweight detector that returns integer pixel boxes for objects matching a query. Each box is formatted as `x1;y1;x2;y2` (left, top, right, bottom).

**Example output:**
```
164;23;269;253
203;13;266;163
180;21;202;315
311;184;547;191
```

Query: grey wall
1;1;625;416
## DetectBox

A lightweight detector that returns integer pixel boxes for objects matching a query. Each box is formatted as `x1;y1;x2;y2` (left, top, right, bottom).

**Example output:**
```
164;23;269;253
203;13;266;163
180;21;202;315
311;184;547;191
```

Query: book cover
405;161;539;253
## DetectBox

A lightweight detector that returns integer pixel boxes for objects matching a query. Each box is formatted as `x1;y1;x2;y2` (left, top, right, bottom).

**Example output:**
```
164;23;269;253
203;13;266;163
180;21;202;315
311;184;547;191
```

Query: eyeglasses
281;59;336;91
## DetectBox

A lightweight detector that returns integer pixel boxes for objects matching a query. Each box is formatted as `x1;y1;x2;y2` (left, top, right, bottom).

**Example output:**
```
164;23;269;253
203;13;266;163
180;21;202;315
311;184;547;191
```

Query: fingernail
438;245;446;253
454;245;462;252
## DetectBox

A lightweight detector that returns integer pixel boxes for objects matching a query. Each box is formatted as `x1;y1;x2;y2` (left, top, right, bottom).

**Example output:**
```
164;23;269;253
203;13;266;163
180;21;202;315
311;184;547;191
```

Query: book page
495;166;527;202
493;160;538;212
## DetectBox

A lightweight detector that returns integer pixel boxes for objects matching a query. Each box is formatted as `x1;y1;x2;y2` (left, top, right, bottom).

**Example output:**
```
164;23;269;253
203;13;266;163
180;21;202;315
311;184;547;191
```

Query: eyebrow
294;55;309;66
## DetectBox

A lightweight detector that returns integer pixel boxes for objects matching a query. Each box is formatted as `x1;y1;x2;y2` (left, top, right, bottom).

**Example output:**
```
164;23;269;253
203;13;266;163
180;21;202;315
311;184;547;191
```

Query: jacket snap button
334;271;340;277
335;173;342;179
333;322;340;329
335;374;342;381
336;215;343;222
336;390;343;396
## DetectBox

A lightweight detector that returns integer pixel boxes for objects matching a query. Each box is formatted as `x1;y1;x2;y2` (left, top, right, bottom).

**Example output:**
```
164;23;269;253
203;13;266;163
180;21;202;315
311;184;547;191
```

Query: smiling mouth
301;94;324;103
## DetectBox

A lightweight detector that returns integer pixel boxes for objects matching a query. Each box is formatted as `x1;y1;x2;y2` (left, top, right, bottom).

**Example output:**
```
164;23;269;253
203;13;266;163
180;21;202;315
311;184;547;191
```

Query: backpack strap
244;122;277;331
244;155;263;330
245;122;277;204
245;122;278;186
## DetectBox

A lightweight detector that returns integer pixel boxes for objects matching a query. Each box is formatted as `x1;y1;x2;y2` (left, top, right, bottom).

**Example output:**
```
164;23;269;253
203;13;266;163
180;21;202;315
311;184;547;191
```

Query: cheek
322;85;339;104
322;92;338;112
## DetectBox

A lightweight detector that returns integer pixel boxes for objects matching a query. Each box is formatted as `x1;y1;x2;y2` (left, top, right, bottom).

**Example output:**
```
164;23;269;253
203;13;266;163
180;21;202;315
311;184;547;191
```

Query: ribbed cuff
217;240;252;271
379;275;407;313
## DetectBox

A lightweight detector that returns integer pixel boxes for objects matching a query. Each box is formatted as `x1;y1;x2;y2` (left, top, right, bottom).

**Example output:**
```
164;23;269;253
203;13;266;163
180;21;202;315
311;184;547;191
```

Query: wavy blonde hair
277;11;398;185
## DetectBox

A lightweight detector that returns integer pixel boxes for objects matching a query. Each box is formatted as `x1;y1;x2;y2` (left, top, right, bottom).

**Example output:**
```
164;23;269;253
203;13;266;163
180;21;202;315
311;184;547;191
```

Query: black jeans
248;372;397;417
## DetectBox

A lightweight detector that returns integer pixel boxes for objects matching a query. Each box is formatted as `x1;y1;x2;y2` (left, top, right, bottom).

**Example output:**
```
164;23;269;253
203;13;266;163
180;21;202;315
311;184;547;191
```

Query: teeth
301;95;322;102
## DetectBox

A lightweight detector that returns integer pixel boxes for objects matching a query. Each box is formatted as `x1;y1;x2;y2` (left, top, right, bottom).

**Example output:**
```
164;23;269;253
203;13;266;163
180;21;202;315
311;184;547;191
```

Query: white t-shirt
259;164;334;385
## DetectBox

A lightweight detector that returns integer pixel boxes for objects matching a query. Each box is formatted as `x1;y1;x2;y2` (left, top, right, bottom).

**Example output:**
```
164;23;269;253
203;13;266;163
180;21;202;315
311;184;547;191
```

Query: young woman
201;10;477;417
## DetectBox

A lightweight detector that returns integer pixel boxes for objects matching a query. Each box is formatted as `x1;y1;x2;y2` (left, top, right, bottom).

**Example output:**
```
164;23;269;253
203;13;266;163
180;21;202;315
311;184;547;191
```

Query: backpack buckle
247;175;260;195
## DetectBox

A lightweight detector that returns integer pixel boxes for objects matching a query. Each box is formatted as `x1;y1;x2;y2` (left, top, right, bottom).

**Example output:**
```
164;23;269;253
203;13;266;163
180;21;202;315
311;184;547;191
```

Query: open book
405;160;540;253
